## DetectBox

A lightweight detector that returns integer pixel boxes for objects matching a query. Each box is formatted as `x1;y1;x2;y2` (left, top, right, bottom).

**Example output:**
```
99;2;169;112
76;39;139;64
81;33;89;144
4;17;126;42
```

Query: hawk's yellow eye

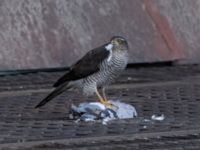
117;39;124;45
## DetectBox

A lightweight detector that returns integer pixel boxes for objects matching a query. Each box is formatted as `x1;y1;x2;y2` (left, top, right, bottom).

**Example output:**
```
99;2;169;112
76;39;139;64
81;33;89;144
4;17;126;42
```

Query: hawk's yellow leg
95;88;112;108
95;89;105;104
101;88;109;102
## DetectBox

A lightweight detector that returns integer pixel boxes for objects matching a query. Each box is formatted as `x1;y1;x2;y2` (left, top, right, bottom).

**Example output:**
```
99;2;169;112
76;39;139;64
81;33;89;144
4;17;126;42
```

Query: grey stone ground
0;65;200;149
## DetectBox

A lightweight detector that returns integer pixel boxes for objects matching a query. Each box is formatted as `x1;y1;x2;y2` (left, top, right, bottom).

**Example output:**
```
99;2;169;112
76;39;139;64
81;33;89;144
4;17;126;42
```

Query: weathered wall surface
155;0;200;64
0;0;198;69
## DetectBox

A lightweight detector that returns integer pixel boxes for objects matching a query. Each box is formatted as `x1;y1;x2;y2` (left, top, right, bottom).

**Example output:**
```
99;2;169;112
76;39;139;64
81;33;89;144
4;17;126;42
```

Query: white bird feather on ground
151;114;165;121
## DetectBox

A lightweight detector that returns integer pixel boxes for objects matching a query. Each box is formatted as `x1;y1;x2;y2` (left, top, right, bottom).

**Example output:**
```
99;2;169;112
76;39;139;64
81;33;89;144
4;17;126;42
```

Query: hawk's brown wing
53;44;109;87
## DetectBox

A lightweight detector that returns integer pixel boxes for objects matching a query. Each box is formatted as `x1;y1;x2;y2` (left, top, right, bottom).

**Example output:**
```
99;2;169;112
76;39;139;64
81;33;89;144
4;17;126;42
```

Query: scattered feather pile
69;100;137;125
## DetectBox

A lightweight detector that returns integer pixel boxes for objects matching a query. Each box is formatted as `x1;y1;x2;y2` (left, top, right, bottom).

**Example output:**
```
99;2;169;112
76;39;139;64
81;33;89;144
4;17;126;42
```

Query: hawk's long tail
35;83;71;108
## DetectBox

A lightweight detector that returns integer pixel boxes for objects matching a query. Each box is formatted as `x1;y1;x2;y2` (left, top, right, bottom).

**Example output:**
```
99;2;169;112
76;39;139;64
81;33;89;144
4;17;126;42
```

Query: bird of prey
35;36;128;109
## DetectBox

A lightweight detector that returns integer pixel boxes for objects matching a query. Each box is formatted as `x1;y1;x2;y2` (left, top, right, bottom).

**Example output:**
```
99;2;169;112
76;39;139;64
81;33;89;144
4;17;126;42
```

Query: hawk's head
110;36;128;51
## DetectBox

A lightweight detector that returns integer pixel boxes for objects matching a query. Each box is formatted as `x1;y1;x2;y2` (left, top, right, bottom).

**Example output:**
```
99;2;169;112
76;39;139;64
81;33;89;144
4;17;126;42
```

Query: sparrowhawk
35;36;128;108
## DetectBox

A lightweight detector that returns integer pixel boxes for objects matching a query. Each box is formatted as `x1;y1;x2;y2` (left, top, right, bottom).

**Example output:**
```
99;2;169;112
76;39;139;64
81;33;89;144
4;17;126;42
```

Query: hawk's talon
101;101;119;110
101;101;113;108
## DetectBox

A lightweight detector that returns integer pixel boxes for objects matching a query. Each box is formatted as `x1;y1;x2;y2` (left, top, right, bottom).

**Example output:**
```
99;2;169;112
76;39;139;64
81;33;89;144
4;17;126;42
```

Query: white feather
105;44;113;51
105;44;113;62
151;114;165;121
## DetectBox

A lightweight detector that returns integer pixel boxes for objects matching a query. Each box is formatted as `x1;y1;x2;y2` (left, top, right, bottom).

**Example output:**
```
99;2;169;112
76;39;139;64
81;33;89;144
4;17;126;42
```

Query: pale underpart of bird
35;36;129;109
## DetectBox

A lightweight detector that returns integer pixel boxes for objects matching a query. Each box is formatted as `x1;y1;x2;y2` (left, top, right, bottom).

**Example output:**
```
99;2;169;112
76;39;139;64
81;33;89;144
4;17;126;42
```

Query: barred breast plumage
81;50;128;95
